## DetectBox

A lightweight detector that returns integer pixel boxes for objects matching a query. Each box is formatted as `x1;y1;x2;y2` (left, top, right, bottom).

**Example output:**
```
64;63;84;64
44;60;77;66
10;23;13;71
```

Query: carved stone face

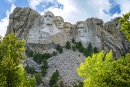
55;16;64;29
43;11;54;25
77;22;86;37
64;22;71;34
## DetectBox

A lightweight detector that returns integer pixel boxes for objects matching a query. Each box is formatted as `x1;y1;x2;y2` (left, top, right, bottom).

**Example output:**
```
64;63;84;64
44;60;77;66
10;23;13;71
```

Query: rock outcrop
6;7;40;40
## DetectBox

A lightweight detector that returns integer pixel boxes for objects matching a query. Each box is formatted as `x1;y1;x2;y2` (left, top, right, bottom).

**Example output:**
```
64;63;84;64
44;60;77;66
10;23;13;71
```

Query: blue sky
0;0;130;37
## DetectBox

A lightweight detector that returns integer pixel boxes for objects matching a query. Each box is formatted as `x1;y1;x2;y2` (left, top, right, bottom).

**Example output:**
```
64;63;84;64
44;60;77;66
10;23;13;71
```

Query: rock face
6;7;40;40
102;17;130;58
5;7;130;86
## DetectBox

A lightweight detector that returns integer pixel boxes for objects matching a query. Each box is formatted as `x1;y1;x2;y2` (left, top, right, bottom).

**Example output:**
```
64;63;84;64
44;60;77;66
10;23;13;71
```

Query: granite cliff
5;7;130;86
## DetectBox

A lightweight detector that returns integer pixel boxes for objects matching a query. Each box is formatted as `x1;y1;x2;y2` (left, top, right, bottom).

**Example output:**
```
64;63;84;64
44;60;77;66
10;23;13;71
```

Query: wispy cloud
0;4;16;37
39;0;130;24
7;0;16;3
28;0;56;9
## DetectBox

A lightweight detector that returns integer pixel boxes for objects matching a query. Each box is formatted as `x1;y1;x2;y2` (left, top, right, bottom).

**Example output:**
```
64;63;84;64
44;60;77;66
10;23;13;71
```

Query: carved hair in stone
55;16;64;29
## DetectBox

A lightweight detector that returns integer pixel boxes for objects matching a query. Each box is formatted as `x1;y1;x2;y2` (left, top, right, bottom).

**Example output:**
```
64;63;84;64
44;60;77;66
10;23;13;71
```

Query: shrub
72;46;76;51
49;70;59;86
65;41;71;49
72;38;75;43
41;69;47;77
57;44;63;53
93;47;98;53
53;51;57;56
60;80;64;87
35;73;42;85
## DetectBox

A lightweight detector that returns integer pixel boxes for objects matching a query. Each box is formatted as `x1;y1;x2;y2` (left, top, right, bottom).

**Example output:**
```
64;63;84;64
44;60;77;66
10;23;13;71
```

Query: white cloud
40;0;112;24
28;0;55;9
0;4;16;37
39;0;130;24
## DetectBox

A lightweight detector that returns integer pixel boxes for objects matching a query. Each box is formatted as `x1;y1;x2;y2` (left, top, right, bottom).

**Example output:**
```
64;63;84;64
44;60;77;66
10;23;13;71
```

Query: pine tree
35;73;42;85
0;34;36;87
65;41;71;49
72;38;75;43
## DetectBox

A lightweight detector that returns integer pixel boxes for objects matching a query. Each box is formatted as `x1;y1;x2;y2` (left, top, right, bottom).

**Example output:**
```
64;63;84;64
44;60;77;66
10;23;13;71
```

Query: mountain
5;7;130;86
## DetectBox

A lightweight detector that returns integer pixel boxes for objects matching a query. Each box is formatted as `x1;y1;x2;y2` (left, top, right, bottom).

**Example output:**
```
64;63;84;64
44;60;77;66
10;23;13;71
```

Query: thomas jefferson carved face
77;22;86;37
55;16;64;29
43;11;54;25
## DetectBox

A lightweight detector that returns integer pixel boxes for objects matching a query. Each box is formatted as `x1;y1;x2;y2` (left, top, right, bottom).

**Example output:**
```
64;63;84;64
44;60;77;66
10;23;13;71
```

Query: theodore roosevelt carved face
43;11;54;25
64;22;72;34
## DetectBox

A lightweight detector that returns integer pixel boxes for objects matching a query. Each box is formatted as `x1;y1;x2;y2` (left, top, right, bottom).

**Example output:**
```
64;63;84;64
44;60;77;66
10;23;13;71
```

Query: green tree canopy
77;51;130;87
119;12;130;41
0;34;36;87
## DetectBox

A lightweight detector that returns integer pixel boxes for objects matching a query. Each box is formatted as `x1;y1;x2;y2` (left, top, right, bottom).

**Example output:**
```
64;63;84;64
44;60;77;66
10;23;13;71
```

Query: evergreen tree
59;80;64;87
53;51;57;56
72;46;76;51
35;73;42;85
0;34;36;87
93;47;98;53
41;69;47;77
87;42;92;56
49;70;59;86
65;41;71;49
72;38;75;43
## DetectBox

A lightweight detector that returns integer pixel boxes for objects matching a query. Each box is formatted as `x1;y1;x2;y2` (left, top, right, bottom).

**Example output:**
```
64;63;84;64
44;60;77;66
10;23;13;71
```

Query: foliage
49;70;59;86
25;65;35;74
59;80;64;87
75;41;84;53
19;65;36;87
0;34;36;87
41;58;49;70
119;12;130;41
57;44;63;53
74;81;84;87
41;69;47;77
35;73;42;85
0;34;25;87
25;49;33;57
77;50;130;87
33;52;51;64
111;53;130;87
53;84;59;87
72;38;75;43
93;47;98;53
86;42;92;56
41;59;48;76
53;51;57;56
65;41;71;49
72;46;76;51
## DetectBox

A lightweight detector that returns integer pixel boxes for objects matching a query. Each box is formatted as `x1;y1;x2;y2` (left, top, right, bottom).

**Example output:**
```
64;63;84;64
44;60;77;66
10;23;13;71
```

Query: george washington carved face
43;11;54;25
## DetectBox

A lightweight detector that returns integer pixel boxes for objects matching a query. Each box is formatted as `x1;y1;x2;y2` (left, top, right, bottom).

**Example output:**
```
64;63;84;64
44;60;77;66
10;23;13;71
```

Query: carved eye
49;15;52;18
45;15;47;18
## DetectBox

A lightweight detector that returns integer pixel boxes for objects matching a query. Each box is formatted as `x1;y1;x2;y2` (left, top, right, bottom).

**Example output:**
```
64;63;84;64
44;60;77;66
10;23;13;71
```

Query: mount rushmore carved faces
55;16;64;29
